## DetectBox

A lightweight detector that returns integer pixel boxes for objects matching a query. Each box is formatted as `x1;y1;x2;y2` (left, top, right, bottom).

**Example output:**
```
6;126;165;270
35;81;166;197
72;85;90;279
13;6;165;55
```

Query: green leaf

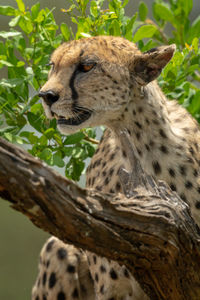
16;0;25;12
0;78;24;88
53;151;65;167
181;0;193;16
0;31;21;38
39;148;52;161
31;2;40;20
133;25;157;42
188;91;200;115
44;128;55;139
0;6;16;16
139;1;148;21
20;131;38;144
192;37;199;54
124;13;137;40
60;23;70;41
0;60;14;67
9;15;21;27
64;132;85;145
153;3;174;23
90;1;99;18
27;112;43;132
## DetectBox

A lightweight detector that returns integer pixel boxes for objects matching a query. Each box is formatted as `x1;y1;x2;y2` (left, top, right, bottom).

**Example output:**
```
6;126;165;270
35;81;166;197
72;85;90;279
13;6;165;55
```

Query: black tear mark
69;68;79;100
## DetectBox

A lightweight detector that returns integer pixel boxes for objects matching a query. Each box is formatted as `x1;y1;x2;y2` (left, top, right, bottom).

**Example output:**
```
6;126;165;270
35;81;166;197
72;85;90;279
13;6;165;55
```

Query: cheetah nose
39;90;59;106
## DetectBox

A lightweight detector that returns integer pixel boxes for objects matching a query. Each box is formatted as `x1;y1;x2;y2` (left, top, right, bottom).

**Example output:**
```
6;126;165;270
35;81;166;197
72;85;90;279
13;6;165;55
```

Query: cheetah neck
108;81;181;154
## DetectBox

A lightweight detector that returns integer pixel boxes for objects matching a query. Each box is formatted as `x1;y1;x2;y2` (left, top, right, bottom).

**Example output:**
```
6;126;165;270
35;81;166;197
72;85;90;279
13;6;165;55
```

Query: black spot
168;168;175;177
193;169;198;177
109;168;114;176
95;273;99;282
57;291;66;300
57;248;67;260
195;202;200;209
152;161;162;175
46;260;50;268
189;147;194;155
116;182;121;191
149;140;154;147
159;129;167;138
136;132;140;140
42;272;47;286
170;183;176;191
102;170;107;176
49;272;56;289
108;297;115;300
137;148;142;156
72;287;79;298
104;177;109;185
96;185;102;191
145;144;150;151
110;189;114;193
110;153;115;160
179;165;186;176
43;295;47;300
110;268;118;280
152;119;159;125
93;255;97;264
185;181;193;189
180;193;186;202
100;265;106;273
124;268;130;278
37;278;40;287
67;264;76;273
197;187;200;194
46;239;55;252
100;284;104;294
122;150;127;158
135;121;142;129
138;106;143;113
132;110;136;115
80;284;87;294
145;118;150;125
35;296;39;300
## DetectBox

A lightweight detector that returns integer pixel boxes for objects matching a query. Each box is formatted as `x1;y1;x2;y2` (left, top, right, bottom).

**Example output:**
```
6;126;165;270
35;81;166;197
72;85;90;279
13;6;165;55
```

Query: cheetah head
39;36;175;134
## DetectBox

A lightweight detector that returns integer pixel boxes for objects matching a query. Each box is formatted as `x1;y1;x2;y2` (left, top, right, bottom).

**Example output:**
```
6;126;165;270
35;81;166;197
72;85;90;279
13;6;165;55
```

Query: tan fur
33;36;200;300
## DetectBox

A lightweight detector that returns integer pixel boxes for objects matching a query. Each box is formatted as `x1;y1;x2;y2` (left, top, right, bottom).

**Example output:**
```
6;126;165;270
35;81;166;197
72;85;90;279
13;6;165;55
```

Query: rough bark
0;136;200;300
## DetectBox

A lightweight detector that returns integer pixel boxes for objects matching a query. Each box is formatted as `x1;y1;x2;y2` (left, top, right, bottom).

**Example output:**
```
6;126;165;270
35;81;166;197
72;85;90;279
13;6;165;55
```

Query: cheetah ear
132;44;176;85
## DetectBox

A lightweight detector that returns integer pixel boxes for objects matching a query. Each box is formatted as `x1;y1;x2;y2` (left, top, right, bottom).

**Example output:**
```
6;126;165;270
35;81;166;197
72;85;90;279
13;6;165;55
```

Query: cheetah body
32;36;200;300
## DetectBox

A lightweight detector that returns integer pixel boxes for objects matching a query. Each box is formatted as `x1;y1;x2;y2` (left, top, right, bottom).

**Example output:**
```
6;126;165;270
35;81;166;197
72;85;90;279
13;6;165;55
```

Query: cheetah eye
78;63;95;73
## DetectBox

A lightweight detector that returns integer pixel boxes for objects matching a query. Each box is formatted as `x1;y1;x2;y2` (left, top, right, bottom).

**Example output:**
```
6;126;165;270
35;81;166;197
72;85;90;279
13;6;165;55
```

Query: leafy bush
0;0;200;181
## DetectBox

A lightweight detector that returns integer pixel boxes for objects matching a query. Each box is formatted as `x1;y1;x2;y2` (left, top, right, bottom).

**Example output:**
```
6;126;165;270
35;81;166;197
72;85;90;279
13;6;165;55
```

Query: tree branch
0;137;200;299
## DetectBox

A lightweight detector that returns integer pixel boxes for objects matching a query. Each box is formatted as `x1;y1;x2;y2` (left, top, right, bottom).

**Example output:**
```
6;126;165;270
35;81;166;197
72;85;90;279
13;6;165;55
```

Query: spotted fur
32;36;200;300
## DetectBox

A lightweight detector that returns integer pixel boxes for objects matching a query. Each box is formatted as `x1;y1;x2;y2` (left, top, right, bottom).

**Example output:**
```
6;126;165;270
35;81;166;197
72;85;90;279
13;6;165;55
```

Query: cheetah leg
87;253;149;300
32;237;95;300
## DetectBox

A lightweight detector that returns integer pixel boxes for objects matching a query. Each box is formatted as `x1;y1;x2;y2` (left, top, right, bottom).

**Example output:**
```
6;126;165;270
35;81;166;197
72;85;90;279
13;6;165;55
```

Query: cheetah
32;36;200;300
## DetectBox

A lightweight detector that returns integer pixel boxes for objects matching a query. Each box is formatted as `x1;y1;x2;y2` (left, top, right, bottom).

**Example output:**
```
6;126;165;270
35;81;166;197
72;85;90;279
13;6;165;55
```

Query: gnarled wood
0;137;200;300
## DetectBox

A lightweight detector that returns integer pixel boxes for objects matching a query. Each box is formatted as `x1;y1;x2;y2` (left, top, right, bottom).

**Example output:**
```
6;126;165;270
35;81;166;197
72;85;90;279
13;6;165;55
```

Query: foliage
0;0;200;181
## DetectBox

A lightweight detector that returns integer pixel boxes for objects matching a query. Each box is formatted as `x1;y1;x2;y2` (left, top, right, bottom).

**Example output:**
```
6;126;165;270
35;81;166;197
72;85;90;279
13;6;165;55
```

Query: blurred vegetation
0;0;200;299
0;0;200;181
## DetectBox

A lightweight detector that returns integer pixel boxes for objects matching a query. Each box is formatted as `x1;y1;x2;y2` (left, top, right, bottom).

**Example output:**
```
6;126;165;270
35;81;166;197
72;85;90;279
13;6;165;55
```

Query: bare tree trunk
0;136;200;300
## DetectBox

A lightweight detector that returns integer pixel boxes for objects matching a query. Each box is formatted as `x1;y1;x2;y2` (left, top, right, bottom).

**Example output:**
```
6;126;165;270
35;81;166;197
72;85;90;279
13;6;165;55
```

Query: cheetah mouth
56;110;92;126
